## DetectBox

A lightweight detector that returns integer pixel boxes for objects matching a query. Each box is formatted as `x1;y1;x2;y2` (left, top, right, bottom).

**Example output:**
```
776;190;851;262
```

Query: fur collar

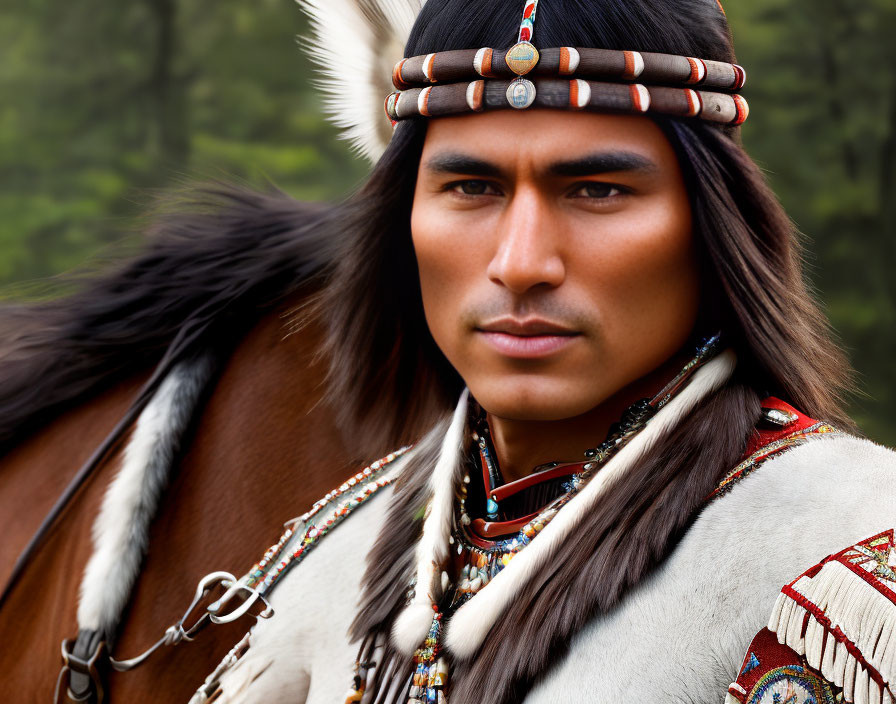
390;351;738;660
352;348;763;704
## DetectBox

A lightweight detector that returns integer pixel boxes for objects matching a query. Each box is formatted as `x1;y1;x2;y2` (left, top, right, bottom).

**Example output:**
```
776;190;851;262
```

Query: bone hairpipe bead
640;54;744;90
398;55;427;85
423;82;474;116
574;48;637;80
702;59;738;90
697;90;741;124
392;88;422;119
731;94;749;125
534;79;644;113
646;86;702;118
429;50;481;84
396;52;468;85
640;53;701;84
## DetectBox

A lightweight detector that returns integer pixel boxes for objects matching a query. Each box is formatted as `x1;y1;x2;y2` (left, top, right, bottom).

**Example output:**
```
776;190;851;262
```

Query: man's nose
486;186;566;295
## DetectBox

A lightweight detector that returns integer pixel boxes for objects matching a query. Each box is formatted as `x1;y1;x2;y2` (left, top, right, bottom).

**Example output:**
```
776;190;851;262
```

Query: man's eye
571;183;623;199
450;180;497;196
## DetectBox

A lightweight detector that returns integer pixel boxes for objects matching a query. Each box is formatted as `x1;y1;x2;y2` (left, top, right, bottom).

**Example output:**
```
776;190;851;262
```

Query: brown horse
0;188;367;701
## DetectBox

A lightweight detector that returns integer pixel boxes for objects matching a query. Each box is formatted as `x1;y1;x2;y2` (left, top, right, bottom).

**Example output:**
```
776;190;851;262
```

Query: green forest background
1;1;895;442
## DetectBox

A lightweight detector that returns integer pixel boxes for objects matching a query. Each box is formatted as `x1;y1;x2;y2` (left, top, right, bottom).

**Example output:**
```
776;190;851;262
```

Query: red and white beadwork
685;57;707;84
418;87;433;117
569;79;591;109
422;53;437;82
473;48;495;77
683;88;701;117
629;84;651;112
518;0;539;44
465;80;485;112
243;447;411;595
558;47;580;75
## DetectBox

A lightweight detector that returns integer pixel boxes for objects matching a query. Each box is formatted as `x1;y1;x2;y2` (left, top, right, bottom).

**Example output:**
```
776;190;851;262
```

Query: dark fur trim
349;418;450;701
352;381;760;704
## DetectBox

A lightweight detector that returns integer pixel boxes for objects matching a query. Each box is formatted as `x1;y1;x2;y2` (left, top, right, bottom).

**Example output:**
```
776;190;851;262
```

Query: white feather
298;0;426;162
392;388;469;655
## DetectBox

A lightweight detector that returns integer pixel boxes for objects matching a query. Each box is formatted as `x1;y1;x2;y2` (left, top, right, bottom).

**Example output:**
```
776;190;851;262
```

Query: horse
0;186;369;701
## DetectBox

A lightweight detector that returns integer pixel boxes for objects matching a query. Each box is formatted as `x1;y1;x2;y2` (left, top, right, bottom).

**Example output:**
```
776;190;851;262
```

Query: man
191;0;896;702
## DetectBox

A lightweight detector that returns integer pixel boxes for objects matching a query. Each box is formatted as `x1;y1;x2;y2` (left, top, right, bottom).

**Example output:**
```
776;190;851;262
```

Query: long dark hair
333;0;857;701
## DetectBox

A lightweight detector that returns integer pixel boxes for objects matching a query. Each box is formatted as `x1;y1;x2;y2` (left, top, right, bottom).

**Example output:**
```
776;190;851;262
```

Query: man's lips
475;318;581;359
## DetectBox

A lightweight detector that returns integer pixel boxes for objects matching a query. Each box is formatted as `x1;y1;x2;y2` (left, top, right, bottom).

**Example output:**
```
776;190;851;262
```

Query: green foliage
1;0;895;441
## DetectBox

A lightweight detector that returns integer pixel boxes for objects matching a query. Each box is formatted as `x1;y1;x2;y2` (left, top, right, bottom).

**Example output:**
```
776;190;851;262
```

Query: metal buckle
56;638;106;703
207;579;273;624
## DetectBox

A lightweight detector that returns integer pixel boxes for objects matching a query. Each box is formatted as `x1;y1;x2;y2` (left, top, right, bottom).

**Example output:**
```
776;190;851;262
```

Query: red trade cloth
741;397;818;461
727;628;842;703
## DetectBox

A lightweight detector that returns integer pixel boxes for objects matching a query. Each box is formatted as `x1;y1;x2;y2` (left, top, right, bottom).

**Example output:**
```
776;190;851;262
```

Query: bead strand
243;447;410;593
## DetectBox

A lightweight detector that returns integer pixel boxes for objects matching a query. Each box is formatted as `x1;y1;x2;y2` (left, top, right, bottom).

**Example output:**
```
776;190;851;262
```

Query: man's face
411;109;699;421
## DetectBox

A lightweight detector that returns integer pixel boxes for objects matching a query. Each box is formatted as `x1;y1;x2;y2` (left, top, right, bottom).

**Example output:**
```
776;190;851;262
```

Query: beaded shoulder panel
725;529;896;704
707;398;839;502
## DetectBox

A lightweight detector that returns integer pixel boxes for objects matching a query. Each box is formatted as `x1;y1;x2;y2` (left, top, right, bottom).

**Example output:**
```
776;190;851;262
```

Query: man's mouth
475;317;581;359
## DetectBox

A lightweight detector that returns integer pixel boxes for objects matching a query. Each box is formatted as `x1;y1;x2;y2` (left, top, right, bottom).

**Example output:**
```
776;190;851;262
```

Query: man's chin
465;375;606;422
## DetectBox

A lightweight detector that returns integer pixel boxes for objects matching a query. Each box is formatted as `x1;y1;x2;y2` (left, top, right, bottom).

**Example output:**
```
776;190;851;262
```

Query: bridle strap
53;574;273;703
56;631;106;704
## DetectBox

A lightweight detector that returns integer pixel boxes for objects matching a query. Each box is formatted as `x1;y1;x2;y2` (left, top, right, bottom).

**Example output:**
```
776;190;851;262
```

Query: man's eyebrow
548;151;658;177
422;153;504;178
421;150;658;179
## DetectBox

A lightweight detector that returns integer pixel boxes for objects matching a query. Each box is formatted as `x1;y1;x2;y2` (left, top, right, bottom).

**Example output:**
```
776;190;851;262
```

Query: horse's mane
0;185;341;456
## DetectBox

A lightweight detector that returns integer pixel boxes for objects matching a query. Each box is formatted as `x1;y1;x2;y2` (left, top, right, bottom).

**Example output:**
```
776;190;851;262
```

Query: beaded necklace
399;335;722;704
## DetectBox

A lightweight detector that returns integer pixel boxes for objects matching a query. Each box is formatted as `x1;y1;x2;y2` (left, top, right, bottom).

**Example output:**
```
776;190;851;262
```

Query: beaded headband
384;0;748;127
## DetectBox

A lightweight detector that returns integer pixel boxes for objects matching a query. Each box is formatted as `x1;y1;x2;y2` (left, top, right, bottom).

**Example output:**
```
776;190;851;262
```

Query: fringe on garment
767;545;896;704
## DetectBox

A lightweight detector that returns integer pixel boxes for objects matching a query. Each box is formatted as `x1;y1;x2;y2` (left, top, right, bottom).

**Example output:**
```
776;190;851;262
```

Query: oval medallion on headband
506;0;540;108
384;0;749;127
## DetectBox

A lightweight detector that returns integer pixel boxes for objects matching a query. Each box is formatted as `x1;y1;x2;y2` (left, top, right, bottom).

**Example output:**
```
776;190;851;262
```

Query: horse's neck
0;294;357;702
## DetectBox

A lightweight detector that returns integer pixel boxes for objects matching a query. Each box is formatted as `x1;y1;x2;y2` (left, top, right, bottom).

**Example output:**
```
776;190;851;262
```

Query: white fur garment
209;432;896;703
392;389;469;655
442;351;736;659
